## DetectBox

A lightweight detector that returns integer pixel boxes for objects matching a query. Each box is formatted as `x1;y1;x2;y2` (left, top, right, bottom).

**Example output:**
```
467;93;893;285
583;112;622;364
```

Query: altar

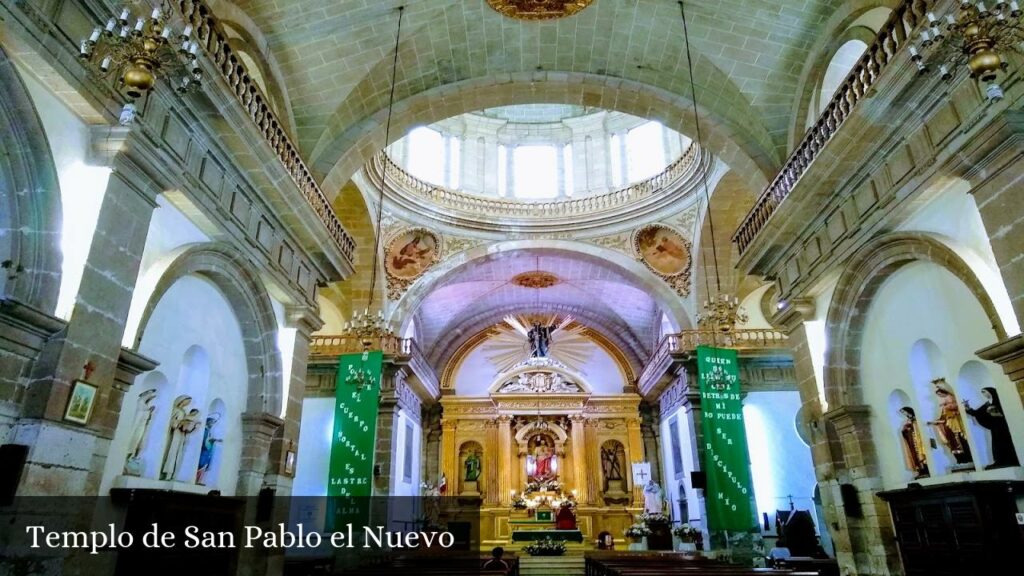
438;356;647;550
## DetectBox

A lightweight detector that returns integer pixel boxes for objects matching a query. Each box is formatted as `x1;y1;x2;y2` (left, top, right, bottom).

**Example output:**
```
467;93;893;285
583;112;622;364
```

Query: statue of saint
195;413;223;485
527;322;555;358
897;406;929;479
123;388;157;476
964;387;1019;469
601;445;624;481
926;379;974;467
527;435;556;480
160;395;192;480
464;450;481;482
643;480;664;514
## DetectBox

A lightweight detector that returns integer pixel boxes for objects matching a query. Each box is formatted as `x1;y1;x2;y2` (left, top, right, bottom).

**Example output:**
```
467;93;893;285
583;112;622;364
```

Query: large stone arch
134;243;283;416
390;239;693;337
823;232;1007;410
316;74;775;201
0;44;62;313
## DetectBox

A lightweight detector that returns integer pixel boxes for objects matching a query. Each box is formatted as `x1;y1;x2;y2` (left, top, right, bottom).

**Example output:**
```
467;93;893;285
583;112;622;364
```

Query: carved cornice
173;0;355;263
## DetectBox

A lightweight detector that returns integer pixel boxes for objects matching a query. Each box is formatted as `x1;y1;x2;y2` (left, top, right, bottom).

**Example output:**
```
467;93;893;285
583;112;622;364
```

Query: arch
390;240;692;337
0;44;62;311
487;362;592;395
818;37;871;116
824;233;1007;409
316;75;775;203
787;1;899;149
135;243;282;416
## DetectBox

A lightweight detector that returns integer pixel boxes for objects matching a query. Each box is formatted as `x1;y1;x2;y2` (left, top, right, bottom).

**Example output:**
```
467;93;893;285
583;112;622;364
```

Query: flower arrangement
524;479;563;494
522;537;567;556
511;493;528;510
672;523;703;545
640;511;669;525
624;522;652;539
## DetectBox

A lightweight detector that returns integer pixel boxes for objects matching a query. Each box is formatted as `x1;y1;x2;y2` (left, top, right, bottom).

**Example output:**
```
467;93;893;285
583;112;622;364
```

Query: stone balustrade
732;0;935;254
175;0;356;262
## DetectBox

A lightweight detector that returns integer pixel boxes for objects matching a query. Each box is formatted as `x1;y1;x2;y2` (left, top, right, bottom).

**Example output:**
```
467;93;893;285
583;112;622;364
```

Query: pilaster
569;414;588;503
237;411;284;496
497;415;513;505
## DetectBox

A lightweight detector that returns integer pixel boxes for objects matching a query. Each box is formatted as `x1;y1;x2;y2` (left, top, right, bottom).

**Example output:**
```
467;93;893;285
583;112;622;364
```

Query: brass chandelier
909;1;1024;102
79;1;203;124
697;293;748;335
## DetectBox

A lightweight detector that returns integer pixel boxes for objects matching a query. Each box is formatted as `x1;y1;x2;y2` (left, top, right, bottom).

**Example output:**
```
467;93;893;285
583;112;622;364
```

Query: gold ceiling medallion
486;0;595;21
632;224;692;297
385;228;441;300
512;271;560;289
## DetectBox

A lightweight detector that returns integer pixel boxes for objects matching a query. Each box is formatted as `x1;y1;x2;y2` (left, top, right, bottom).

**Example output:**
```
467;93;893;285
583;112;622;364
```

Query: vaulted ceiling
217;0;859;194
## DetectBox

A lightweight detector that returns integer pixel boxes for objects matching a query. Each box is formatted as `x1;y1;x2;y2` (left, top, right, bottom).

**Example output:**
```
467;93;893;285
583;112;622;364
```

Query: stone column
569;414;588;502
265;305;323;496
960;111;1024;329
626;416;644;503
19;136;161;497
441;419;458;491
237;411;284;496
584;418;600;505
484;420;499;506
497;415;513;505
822;405;900;576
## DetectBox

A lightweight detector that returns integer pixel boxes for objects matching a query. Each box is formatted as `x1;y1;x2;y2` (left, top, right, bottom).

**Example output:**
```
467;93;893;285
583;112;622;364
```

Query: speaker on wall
690;471;707;490
840;483;863;517
0;444;29;505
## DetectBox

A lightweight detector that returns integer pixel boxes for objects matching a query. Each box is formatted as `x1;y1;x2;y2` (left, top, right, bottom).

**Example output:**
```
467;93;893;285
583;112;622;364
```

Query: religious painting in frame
63;380;98;425
632;224;692;297
385;228;440;299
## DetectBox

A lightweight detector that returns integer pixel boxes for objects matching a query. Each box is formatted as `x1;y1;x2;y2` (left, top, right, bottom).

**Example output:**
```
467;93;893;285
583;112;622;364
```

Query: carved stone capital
286;304;324;337
770;297;816;335
241;411;285;440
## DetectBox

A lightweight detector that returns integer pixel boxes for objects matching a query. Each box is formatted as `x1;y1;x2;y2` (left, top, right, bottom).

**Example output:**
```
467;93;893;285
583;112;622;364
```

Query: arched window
819;40;869;114
626;121;666;181
513;145;558;199
406;127;446;185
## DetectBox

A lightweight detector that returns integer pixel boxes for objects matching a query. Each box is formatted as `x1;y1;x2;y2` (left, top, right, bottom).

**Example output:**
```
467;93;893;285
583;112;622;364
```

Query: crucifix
83;360;97;381
636;468;649;483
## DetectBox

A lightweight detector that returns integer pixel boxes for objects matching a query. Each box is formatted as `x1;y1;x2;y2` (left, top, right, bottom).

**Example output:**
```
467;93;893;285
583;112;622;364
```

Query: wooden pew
584;551;820;576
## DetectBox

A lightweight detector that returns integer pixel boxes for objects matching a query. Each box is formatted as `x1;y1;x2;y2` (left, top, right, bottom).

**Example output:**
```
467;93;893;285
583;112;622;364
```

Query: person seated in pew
482;546;509;572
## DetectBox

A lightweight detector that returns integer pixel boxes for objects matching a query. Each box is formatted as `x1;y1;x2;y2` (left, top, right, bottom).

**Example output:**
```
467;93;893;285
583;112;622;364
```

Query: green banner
328;350;382;527
697;346;755;531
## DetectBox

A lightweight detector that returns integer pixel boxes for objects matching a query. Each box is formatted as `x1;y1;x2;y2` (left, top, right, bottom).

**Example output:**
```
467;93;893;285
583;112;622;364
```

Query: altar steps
519;555;585;576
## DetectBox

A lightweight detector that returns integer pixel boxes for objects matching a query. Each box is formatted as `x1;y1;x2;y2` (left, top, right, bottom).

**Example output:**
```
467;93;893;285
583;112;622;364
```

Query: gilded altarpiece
440;385;645;548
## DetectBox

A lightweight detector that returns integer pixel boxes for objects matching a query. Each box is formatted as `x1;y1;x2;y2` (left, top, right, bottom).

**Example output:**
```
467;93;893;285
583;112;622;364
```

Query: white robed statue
643;479;664;514
123;388;158;476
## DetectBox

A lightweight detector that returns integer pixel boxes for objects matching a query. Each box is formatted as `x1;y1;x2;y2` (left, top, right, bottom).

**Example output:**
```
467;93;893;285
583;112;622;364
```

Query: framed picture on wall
284;449;296;477
63;380;98;425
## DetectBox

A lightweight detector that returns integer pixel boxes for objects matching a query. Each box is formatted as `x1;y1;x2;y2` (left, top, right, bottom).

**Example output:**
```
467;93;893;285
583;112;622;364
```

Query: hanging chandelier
909;1;1023;102
79;1;203;124
343;307;391;340
696;293;748;334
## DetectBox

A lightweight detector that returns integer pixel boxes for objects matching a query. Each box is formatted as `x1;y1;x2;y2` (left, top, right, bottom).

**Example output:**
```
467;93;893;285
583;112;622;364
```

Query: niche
195;398;226;487
458;441;483;496
909;339;975;474
600;440;628;500
957;361;1019;470
886;389;930;480
124;371;170;479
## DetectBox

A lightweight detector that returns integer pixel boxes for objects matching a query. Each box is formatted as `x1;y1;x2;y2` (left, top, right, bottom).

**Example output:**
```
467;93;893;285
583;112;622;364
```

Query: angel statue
485;314;594;373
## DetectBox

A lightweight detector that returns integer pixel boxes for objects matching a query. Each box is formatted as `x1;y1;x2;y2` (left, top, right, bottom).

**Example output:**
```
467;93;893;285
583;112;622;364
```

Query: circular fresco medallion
385;229;439;280
486;0;595;21
512;271;560;289
633;224;691;277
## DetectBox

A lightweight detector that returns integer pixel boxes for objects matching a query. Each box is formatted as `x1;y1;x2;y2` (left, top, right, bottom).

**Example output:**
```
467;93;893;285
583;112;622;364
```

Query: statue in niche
123;388;158;476
195;412;223;485
527;434;557;481
926;379;974;468
162;403;201;481
643;479;665;514
160;395;192;480
601;444;624;483
897;406;930;479
464;450;481;482
964;387;1020;469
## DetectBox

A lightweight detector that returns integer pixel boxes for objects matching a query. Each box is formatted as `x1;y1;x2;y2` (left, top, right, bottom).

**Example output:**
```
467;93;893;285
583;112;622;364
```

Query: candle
89;26;101;42
134;18;145;32
120;26;129;38
119;8;130;22
189;41;199;55
977;2;988;13
100;55;112;71
927;11;937;22
909;45;919;57
946;14;957;25
151;7;161;19
182;24;193;38
1012;2;1020;12
79;40;90;55
920;30;930;43
105;17;117;32
161;26;173;39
